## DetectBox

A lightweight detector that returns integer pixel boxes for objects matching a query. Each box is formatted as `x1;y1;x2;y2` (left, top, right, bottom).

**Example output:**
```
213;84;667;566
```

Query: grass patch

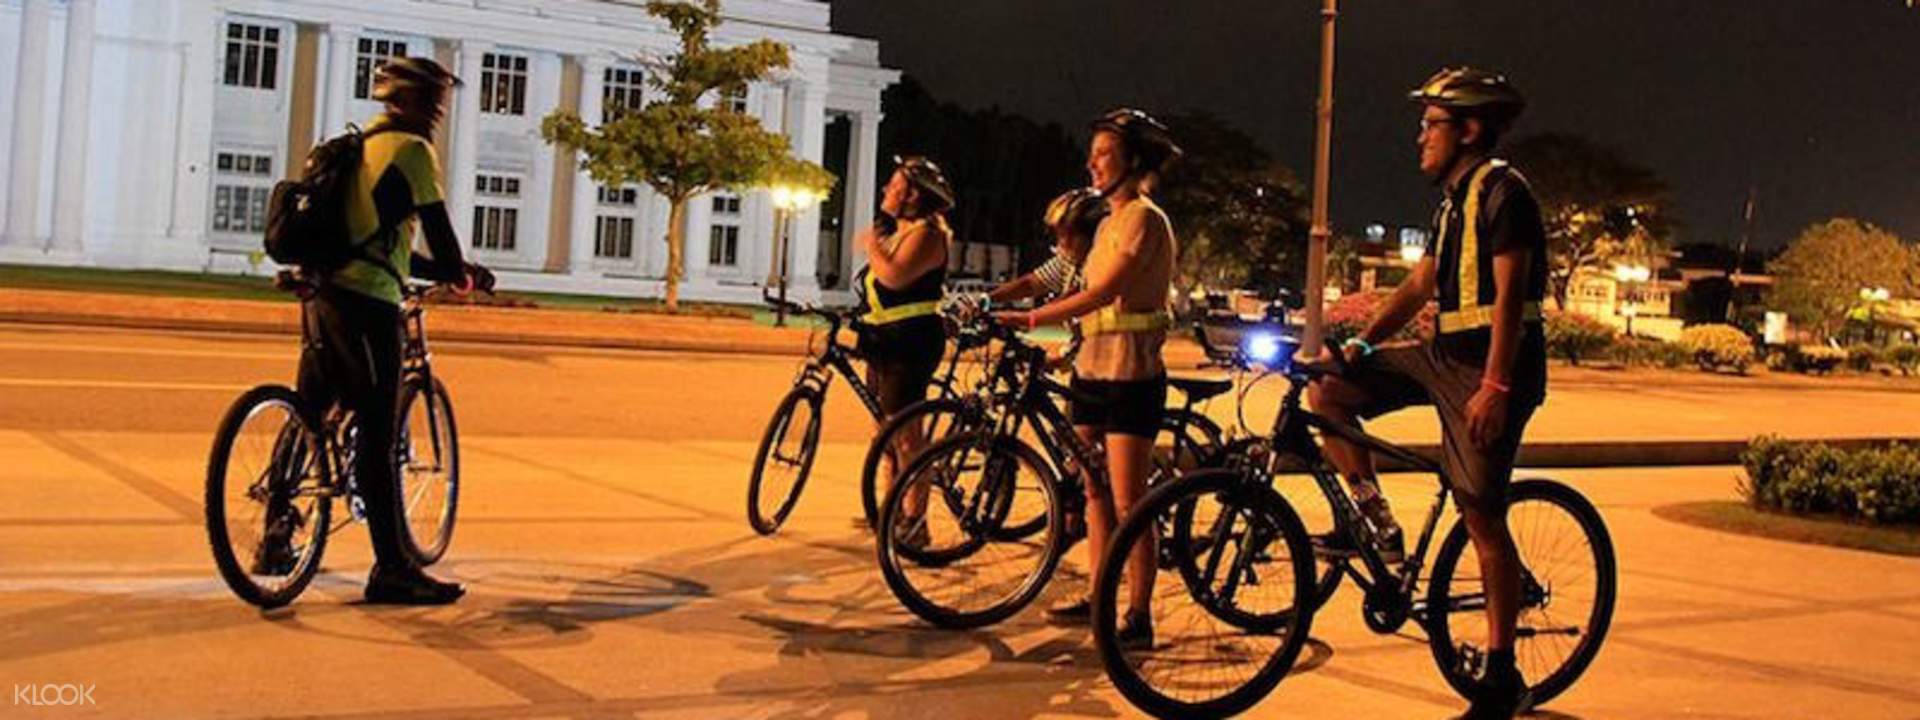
1654;500;1920;557
0;263;283;301
2;263;758;318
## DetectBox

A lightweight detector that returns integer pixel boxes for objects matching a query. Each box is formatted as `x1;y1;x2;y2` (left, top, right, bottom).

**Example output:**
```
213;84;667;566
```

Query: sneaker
1115;611;1154;651
1453;661;1532;719
1045;596;1091;625
1311;528;1404;565
364;564;466;605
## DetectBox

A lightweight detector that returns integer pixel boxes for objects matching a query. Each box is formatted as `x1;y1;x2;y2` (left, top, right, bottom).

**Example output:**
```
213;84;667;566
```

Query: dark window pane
261;46;277;89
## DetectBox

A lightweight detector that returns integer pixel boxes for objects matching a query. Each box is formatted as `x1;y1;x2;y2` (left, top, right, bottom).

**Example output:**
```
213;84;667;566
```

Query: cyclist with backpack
994;109;1181;649
260;57;492;605
856;156;955;535
1308;67;1549;719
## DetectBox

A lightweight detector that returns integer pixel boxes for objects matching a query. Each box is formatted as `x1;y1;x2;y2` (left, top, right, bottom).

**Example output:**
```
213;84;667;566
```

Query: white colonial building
0;0;896;303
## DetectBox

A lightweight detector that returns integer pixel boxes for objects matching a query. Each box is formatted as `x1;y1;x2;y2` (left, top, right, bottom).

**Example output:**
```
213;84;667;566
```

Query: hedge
1742;436;1920;525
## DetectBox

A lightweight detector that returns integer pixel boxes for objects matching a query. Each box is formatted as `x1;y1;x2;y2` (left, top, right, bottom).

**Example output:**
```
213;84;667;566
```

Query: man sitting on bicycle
262;57;494;605
1309;67;1548;719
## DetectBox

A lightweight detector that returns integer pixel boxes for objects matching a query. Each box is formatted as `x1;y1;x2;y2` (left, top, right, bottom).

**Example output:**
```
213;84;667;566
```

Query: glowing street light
769;183;828;326
1860;286;1893;344
1613;263;1652;336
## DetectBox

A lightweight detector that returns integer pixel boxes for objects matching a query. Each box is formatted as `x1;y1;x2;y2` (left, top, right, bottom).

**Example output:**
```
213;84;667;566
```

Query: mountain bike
1092;349;1615;718
205;273;462;608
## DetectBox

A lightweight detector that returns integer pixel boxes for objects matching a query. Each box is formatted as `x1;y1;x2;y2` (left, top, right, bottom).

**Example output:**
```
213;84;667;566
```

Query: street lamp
769;183;826;327
1860;286;1892;344
1613;263;1652;337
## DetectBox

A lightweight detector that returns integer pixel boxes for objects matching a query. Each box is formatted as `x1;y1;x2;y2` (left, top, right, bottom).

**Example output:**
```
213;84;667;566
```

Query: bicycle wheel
1094;469;1316;719
205;385;332;608
1426;479;1617;708
1161;408;1224;472
396;375;459;565
747;387;825;535
876;433;1063;629
859;397;985;531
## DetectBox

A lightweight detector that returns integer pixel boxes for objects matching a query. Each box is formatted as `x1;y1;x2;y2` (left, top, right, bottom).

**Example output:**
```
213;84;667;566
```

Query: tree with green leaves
1157;113;1311;299
1505;133;1673;308
1768;218;1917;340
541;0;833;310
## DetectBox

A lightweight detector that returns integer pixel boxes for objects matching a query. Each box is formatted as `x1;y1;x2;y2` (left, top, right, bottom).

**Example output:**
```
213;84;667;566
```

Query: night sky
829;0;1919;252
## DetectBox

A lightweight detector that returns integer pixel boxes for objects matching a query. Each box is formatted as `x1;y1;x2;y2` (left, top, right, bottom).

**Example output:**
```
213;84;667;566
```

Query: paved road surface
2;322;1918;718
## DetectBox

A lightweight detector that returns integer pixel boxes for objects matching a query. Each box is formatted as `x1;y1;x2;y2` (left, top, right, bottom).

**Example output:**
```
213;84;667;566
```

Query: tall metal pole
774;207;792;327
1302;0;1339;357
1727;185;1755;323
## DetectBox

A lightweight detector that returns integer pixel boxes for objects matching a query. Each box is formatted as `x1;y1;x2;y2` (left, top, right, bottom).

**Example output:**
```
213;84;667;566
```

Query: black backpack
263;125;401;280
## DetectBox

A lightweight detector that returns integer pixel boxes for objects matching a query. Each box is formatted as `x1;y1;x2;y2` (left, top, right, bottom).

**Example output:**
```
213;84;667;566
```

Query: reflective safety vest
1435;158;1545;335
861;268;941;325
1082;305;1171;336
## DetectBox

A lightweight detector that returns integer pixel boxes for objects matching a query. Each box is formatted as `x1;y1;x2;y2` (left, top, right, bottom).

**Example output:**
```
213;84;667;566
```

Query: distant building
0;0;898;304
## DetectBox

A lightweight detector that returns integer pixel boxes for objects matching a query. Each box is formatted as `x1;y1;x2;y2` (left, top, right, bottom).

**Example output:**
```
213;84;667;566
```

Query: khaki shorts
1343;341;1540;514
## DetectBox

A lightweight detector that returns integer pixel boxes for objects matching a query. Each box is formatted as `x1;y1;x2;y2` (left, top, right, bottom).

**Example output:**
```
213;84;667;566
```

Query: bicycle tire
205;385;331;608
859;397;981;531
1094;469;1316;718
876;433;1064;629
396;374;459;565
747;387;825;536
1426;479;1617;708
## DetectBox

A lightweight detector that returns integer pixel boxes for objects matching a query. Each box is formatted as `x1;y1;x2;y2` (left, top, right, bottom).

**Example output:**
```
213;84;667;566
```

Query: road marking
0;341;285;361
0;377;246;392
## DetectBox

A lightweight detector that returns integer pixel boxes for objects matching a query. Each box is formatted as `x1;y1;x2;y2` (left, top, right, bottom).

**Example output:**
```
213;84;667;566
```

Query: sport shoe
1454;660;1532;719
1045;596;1091;625
364;564;465;605
1115;611;1154;651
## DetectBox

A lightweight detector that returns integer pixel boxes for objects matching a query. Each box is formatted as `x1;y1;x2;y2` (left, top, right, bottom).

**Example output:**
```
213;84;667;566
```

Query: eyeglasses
1419;117;1458;134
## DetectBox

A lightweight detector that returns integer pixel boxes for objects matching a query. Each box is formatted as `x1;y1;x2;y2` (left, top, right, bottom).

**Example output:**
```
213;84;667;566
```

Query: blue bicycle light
1245;331;1283;365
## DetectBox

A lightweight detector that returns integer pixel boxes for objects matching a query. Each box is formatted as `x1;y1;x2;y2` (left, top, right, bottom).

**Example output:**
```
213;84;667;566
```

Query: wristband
1341;337;1375;357
1027;312;1038;332
1481;377;1512;394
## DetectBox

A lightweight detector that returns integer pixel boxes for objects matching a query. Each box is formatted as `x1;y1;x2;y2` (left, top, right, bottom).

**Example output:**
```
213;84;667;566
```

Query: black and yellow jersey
326;114;457;306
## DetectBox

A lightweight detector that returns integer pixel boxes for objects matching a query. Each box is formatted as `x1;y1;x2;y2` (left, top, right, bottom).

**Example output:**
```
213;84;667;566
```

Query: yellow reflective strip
1437;301;1543;333
1456;159;1506;316
864;300;940;325
1082;306;1171;335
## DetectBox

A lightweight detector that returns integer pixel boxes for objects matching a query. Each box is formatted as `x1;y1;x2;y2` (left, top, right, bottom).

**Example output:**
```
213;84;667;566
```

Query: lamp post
1613;263;1651;337
1860;286;1891;345
769;184;826;327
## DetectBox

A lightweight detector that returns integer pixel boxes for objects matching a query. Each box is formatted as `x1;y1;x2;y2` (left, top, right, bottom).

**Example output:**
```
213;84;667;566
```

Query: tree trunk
664;198;688;312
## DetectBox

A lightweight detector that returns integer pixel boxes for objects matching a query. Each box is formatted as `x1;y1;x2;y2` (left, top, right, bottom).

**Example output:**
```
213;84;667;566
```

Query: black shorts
1343;341;1542;514
860;318;946;417
1069;374;1167;439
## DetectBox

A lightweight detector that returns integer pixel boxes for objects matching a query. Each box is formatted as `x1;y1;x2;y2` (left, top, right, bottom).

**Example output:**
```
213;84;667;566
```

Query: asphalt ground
3;321;1920;718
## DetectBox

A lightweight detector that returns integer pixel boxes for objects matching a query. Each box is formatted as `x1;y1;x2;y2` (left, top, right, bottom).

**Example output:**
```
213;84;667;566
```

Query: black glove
465;262;497;294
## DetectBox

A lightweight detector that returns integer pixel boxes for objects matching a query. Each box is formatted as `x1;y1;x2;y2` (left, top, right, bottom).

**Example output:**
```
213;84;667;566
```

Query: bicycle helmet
892;155;956;214
371;57;463;103
1408;67;1525;125
1043;187;1107;238
1090;108;1183;175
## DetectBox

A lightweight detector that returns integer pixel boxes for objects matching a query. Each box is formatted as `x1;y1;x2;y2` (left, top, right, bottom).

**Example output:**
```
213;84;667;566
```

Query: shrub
1678;323;1757;374
1607;335;1689;369
1793;344;1847;375
1741;436;1920;525
1888;344;1920;377
1545;310;1616;366
1324;291;1432;344
1845;344;1880;372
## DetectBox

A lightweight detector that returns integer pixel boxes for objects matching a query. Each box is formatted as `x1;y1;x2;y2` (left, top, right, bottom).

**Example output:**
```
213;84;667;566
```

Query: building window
720;85;749;114
222;22;281;90
471;173;522;251
603;67;646;122
211;150;275;234
480;53;529;115
353;38;409;100
708;192;742;267
595;185;641;260
595;218;635;259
